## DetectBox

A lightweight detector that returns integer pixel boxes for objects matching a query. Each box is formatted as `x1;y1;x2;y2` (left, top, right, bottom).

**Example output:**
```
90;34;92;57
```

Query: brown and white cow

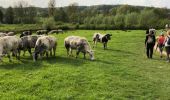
0;32;7;37
0;36;21;62
36;30;48;35
33;36;57;61
19;35;42;56
64;36;94;60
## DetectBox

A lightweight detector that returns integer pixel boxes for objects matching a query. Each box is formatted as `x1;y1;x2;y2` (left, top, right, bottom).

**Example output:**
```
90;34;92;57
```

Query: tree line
0;1;170;30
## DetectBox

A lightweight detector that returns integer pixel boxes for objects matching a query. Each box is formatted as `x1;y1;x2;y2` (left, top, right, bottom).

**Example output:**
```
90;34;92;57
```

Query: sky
0;0;170;8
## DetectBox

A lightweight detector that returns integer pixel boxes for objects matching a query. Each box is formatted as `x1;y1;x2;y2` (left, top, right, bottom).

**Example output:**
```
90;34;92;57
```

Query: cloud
0;0;169;8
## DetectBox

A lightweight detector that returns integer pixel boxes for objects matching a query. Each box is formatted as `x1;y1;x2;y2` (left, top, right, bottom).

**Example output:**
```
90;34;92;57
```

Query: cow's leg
93;39;97;48
46;51;49;58
23;49;26;56
103;43;106;50
54;47;56;56
105;43;108;49
83;52;86;59
50;49;52;56
40;53;43;59
0;57;3;62
28;48;32;57
69;48;73;57
76;51;80;58
7;52;12;62
18;49;21;60
0;55;3;62
66;48;69;56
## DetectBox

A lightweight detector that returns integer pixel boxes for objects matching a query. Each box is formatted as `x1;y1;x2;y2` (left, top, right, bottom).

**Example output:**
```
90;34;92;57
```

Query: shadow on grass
0;55;86;70
54;56;86;66
106;48;137;55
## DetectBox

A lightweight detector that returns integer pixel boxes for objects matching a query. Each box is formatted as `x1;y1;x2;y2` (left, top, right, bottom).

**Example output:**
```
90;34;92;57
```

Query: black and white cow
93;33;112;49
20;31;32;38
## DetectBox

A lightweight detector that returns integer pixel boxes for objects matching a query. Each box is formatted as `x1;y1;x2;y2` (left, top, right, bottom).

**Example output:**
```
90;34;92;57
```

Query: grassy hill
0;30;170;99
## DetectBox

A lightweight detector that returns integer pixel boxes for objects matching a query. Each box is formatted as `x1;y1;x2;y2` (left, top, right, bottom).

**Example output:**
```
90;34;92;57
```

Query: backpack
158;36;165;45
167;36;170;45
147;35;154;43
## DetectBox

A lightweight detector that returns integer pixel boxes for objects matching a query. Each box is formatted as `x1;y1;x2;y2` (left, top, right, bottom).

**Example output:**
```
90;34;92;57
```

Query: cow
0;36;21;62
93;33;112;49
0;32;7;37
64;36;94;60
7;32;15;36
33;36;57;61
48;29;63;34
20;31;32;38
19;35;42;56
36;30;48;35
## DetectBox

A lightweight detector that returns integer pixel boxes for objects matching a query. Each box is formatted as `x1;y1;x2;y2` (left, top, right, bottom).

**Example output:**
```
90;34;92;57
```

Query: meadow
0;30;170;99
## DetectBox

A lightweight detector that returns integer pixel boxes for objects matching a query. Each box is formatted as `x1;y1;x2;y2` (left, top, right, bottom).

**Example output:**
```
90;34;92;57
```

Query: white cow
64;36;94;60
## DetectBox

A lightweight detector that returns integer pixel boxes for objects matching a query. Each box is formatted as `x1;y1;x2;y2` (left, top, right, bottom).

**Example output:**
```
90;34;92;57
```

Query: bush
42;17;55;30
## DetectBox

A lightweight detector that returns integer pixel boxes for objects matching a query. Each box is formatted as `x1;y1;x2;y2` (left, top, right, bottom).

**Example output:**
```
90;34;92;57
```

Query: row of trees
0;1;37;24
0;0;170;29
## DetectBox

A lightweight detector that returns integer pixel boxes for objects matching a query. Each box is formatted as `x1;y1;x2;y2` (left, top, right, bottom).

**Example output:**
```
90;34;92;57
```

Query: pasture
0;30;170;99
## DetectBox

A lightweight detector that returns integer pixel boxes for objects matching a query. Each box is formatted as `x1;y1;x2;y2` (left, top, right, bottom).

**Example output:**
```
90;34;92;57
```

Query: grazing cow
48;30;58;34
36;30;48;35
20;31;32;38
7;32;15;36
48;29;63;34
64;36;94;60
93;33;112;49
0;36;21;62
19;35;42;56
0;32;7;37
33;36;57;61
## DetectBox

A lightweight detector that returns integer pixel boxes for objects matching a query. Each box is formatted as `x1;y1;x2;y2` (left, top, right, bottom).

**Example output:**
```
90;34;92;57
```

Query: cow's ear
110;34;112;36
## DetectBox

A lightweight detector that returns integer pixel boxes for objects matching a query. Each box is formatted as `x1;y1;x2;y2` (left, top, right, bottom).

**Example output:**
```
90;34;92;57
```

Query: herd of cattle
0;30;112;62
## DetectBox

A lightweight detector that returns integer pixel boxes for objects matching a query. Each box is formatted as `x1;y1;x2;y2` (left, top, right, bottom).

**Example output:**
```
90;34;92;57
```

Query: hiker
164;30;170;62
145;29;156;59
156;32;165;58
146;29;149;35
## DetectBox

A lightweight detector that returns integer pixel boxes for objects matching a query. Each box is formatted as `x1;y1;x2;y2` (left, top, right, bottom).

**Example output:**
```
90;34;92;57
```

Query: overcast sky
0;0;170;8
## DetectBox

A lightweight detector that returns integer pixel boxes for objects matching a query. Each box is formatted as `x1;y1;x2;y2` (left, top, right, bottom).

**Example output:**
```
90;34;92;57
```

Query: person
164;30;170;62
146;29;149;35
145;29;156;59
156;32;165;58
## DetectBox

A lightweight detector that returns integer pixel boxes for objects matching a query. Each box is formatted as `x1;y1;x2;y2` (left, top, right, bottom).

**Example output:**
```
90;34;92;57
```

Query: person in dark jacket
145;30;156;59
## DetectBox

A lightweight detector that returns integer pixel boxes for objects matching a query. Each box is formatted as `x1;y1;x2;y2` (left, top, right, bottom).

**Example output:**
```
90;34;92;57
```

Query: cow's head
87;50;94;60
105;34;112;40
33;44;46;61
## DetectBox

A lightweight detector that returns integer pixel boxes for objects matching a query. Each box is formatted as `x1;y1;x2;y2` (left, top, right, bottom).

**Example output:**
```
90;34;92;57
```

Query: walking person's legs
150;45;154;59
146;44;150;58
165;47;170;62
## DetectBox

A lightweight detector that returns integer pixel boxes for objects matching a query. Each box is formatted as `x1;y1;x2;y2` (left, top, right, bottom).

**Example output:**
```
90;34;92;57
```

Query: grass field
0;30;170;99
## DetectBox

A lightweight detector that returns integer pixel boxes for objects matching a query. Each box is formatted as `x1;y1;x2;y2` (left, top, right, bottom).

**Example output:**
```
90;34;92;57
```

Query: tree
14;0;27;23
42;17;55;31
24;6;37;24
48;0;56;17
54;7;68;22
139;9;159;29
116;5;140;15
125;12;139;29
114;14;125;29
14;1;37;24
67;2;79;23
0;9;3;23
4;7;14;24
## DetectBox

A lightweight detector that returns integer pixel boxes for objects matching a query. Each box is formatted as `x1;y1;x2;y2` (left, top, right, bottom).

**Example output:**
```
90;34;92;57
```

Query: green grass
0;30;170;99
